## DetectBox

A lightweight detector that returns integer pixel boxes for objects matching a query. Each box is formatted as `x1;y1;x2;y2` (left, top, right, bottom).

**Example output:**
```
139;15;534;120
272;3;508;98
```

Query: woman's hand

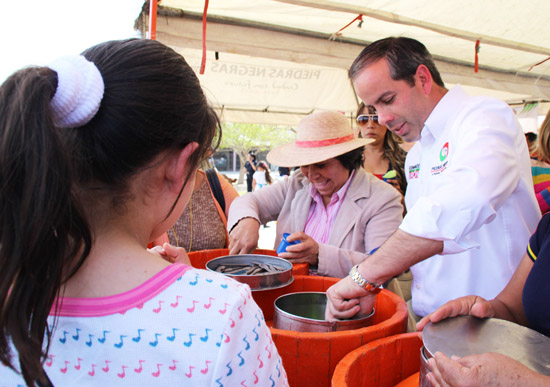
426;351;549;387
278;232;319;265
228;217;260;254
149;243;190;265
417;295;494;331
325;276;375;320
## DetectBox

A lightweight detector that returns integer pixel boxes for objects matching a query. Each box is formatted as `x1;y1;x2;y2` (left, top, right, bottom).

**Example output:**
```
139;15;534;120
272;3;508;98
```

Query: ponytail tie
49;55;104;128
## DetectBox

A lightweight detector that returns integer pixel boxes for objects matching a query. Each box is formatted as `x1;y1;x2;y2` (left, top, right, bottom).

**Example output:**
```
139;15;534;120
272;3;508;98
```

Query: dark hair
258;161;272;184
248;151;257;161
349;36;445;88
356;103;408;193
335;147;365;172
0;38;220;385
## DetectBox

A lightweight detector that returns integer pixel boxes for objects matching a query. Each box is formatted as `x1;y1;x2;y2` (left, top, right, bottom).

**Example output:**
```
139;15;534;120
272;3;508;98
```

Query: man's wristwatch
349;265;382;294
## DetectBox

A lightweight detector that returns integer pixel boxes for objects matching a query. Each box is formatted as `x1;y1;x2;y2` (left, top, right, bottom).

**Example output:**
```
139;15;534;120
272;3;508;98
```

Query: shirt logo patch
432;142;450;175
408;164;420;179
440;142;449;162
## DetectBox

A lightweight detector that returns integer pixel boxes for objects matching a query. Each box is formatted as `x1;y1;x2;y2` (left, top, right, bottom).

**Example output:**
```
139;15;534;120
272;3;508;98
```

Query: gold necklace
170;192;193;252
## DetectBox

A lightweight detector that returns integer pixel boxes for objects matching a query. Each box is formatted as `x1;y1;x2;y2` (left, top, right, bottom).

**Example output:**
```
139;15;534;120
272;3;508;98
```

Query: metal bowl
419;315;550;386
205;254;293;291
273;292;375;332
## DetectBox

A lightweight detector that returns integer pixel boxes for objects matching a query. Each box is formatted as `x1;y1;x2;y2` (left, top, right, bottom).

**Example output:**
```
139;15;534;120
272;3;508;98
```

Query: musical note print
187;300;199;313
134;360;145;373
200;360;211;374
204;297;215;309
132;329;145;343
88;364;96;377
152;363;163;377
59;330;69;344
237;351;245;366
169;360;178;371
185;365;195;378
153;300;164;313
171;295;182;308
102;360;111;373
218;302;230;314
86;334;94;347
200;328;212;342
114;335;127;348
98;330;110;344
225;361;233;376
257;354;264;368
167;328;179;341
189;274;199;286
72;328;81;341
183;333;196;347
117;365;128;378
149;333;162;347
45;355;55;367
74;357;83;370
60;360;70;374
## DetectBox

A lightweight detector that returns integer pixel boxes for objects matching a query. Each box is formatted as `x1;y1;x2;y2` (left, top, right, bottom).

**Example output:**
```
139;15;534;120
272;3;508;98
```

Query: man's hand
228;217;261;254
325;276;375;320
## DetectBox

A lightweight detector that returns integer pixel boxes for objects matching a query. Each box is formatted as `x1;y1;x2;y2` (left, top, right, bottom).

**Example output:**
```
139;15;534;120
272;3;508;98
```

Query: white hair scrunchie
48;55;104;128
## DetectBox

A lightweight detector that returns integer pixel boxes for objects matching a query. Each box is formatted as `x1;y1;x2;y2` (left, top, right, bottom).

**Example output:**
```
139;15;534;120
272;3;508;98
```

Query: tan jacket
227;169;403;277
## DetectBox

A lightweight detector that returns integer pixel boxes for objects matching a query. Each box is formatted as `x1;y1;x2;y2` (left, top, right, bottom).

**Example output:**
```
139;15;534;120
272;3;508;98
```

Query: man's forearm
357;229;443;286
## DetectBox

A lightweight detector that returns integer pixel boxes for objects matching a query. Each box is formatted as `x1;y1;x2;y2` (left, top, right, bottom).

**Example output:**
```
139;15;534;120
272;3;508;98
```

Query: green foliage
218;122;296;182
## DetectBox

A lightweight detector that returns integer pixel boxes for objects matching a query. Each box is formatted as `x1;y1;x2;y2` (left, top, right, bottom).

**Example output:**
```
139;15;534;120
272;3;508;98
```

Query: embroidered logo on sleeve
408;164;420;179
431;142;450;175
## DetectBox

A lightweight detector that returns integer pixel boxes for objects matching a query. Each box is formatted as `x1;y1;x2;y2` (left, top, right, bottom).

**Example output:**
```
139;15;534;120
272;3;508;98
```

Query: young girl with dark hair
0;38;286;386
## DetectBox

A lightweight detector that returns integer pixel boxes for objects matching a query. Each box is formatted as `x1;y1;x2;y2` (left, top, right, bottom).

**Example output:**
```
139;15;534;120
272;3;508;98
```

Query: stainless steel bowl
273;292;375;332
205;254;293;291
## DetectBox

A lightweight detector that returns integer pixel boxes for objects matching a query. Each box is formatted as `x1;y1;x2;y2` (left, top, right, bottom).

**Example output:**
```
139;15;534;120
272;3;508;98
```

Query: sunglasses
357;114;379;125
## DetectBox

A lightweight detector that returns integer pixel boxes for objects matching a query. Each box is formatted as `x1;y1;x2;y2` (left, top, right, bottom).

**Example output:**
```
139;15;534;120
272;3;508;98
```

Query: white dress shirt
401;85;541;316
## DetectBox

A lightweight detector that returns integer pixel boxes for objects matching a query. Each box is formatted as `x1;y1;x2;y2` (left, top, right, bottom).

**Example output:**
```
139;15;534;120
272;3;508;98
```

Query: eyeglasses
357;114;379;125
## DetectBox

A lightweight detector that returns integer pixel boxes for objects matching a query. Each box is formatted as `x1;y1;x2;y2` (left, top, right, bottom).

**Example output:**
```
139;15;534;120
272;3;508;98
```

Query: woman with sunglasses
356;102;408;196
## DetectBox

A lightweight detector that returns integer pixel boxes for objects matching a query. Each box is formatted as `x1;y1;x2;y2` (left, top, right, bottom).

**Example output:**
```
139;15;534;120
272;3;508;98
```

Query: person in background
227;111;403;280
252;160;273;191
154;167;240;252
416;211;550;386
325;36;540;328
244;151;257;192
278;165;291;178
530;111;550;214
357;102;408;196
356;101;412;309
525;131;539;160
0;38;286;386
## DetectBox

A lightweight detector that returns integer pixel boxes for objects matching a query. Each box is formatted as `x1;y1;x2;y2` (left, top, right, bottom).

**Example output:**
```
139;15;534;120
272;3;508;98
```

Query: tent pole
149;0;157;40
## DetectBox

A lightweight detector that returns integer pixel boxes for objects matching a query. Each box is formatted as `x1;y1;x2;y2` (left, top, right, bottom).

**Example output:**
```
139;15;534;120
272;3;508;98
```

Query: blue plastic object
277;232;301;254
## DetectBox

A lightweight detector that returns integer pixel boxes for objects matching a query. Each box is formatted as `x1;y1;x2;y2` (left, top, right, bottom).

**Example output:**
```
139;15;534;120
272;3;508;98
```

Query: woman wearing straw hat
227;111;403;278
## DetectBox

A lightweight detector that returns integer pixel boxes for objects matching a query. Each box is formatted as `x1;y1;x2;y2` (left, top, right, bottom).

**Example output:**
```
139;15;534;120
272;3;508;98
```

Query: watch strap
349;265;382;293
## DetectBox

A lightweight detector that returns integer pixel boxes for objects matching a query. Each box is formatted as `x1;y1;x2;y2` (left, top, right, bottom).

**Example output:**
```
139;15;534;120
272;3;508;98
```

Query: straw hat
267;111;373;167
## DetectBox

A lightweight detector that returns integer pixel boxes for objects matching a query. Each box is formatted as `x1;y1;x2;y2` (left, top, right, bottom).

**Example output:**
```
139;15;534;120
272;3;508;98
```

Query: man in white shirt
326;37;541;321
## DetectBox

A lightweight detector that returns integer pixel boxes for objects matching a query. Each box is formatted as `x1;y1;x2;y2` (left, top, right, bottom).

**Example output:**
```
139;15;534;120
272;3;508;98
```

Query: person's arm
227;177;291;254
417;253;532;330
326;229;442;319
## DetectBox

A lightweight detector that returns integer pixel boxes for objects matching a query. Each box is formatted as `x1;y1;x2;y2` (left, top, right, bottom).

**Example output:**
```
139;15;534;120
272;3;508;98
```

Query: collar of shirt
308;169;356;205
304;169;356;244
421;85;467;146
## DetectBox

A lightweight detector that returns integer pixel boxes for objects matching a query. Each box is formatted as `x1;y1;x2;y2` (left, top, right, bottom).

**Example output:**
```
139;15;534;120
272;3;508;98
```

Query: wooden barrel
331;332;422;387
255;275;408;387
